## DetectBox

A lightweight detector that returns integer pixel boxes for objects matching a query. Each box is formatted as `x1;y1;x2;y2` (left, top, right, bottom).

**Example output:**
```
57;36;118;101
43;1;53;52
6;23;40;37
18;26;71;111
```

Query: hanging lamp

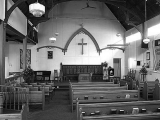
29;0;45;17
49;1;56;43
143;0;150;44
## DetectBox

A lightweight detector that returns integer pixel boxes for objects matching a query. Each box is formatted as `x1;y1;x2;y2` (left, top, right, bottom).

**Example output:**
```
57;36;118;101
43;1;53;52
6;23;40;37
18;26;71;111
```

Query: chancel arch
64;27;101;55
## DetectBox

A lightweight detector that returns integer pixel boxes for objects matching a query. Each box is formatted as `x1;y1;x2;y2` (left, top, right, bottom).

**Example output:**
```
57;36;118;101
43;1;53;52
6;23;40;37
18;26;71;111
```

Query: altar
78;73;91;82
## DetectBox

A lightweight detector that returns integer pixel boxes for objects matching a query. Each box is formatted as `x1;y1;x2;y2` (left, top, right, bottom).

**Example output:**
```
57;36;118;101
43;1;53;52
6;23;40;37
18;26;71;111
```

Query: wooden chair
54;70;59;81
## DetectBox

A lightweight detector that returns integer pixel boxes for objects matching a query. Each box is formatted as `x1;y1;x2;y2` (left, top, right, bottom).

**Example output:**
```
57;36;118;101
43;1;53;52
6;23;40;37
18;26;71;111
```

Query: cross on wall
78;38;87;55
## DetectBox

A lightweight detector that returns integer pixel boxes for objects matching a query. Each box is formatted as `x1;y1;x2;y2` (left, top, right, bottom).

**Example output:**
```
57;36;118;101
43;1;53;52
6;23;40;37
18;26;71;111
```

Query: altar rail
0;85;28;112
5;72;23;86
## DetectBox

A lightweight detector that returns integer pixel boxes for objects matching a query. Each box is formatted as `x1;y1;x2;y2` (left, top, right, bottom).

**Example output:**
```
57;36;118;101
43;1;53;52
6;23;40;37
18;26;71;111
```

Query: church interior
1;0;160;120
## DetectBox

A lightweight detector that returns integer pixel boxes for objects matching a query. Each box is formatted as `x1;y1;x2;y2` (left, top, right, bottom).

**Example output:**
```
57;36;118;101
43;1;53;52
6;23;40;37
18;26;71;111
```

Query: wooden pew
28;89;45;110
69;82;123;104
70;83;119;87
0;104;28;120
136;80;144;97
125;77;136;90
77;100;160;120
70;85;128;106
70;82;114;85
71;86;128;92
71;89;139;112
153;83;160;100
143;80;159;100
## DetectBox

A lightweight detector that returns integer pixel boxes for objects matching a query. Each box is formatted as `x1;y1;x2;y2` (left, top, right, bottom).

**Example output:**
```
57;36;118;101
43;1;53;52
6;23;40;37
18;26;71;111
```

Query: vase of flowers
22;66;34;83
139;65;147;81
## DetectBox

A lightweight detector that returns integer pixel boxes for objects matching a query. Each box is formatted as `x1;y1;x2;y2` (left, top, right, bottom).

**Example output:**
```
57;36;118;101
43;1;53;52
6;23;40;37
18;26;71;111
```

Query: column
0;21;6;85
23;36;27;70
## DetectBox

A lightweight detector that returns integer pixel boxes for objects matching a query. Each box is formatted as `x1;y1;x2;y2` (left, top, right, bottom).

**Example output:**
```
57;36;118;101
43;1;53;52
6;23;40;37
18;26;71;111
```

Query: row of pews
69;79;160;120
0;85;28;120
0;82;55;120
20;82;55;110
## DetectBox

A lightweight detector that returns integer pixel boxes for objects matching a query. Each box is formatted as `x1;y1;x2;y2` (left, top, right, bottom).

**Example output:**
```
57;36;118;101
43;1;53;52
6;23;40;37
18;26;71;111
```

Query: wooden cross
78;39;87;55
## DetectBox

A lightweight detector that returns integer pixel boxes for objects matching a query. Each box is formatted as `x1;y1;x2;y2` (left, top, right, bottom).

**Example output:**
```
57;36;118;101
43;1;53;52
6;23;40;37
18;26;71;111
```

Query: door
113;58;121;78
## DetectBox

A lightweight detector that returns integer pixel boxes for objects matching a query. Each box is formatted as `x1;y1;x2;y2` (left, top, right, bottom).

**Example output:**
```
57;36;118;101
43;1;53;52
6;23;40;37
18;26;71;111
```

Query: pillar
0;21;6;85
23;36;27;70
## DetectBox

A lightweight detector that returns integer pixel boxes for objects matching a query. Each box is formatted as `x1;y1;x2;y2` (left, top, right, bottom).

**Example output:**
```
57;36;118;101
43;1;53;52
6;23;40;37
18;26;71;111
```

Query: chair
54;70;59;81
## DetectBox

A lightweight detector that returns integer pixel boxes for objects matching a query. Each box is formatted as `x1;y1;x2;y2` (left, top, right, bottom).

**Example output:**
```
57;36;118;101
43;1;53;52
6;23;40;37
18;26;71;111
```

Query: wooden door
113;58;121;78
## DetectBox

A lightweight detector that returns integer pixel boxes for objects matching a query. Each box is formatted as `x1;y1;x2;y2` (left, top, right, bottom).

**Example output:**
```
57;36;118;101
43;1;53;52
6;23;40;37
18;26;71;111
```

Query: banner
153;39;160;71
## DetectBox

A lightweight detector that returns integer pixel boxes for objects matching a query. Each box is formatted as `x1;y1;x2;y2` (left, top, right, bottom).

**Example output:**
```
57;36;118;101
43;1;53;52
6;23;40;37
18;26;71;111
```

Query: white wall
7;1;125;79
7;0;27;35
125;14;160;81
38;1;125;79
0;0;5;20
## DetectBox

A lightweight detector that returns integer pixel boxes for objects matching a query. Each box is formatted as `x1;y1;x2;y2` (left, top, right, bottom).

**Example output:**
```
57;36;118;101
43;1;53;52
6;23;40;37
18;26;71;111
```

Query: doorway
113;58;121;78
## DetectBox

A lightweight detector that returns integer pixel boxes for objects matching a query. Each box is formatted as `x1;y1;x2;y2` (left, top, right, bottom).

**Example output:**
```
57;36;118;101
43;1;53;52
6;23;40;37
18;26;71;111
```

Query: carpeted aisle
28;90;76;120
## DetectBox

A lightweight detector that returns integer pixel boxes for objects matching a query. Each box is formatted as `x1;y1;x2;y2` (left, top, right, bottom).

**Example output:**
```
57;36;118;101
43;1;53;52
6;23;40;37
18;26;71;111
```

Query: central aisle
28;90;76;120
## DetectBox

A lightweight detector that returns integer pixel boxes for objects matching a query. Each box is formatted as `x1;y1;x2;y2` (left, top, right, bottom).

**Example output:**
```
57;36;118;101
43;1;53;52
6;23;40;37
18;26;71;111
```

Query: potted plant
139;65;147;81
139;65;147;75
22;65;34;83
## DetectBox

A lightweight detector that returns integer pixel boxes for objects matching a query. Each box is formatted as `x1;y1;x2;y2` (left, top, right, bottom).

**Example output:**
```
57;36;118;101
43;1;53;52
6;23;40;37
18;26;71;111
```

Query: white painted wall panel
0;0;5;20
7;0;27;35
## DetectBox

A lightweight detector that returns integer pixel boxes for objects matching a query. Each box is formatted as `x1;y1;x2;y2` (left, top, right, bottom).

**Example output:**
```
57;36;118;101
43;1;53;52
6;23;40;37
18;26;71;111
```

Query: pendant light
49;0;56;43
143;0;150;44
29;0;45;17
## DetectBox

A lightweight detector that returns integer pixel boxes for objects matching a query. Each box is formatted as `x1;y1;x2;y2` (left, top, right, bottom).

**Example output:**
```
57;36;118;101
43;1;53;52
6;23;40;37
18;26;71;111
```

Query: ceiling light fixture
29;0;45;17
49;0;56;43
143;0;150;44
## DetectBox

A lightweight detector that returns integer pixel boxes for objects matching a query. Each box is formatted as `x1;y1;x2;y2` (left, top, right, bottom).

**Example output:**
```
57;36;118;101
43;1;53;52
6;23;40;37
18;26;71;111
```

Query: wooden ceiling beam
5;0;27;24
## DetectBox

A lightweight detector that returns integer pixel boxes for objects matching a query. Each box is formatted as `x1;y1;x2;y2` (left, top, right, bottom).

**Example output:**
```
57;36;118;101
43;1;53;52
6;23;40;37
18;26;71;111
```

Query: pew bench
153;83;160;100
143;81;159;100
70;85;128;105
0;104;28;120
70;83;120;88
71;89;139;112
77;100;160;120
28;90;45;111
71;85;128;92
70;82;114;85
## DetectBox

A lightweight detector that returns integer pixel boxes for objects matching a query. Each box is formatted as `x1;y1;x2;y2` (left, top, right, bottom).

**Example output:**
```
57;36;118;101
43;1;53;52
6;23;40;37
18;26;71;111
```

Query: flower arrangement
102;61;108;67
22;66;34;83
139;65;147;74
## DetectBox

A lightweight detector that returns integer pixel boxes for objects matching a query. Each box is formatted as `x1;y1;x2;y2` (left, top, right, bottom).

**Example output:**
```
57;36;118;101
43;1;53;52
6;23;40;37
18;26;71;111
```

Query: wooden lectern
78;73;91;82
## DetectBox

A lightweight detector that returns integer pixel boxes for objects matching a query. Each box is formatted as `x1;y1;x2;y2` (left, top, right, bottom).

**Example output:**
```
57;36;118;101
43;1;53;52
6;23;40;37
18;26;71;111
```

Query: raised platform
54;81;70;90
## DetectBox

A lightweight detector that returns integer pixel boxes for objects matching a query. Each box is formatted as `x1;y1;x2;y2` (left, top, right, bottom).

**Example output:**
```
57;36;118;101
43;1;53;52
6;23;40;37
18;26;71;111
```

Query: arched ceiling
11;0;160;30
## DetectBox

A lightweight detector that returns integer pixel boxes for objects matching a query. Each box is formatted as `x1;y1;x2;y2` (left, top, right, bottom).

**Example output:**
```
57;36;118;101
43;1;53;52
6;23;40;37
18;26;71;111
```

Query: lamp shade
29;2;45;17
143;38;150;44
49;37;56;43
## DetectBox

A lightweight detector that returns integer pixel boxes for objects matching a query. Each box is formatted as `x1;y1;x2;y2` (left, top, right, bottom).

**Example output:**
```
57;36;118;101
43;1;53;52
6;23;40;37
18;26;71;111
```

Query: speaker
137;61;141;66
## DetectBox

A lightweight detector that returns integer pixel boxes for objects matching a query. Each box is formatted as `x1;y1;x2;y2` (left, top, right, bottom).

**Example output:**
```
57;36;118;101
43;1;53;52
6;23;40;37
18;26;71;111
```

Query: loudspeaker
137;61;141;66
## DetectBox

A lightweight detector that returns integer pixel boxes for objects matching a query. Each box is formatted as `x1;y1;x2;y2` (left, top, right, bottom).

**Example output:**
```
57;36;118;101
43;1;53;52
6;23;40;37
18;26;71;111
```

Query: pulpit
78;73;91;82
